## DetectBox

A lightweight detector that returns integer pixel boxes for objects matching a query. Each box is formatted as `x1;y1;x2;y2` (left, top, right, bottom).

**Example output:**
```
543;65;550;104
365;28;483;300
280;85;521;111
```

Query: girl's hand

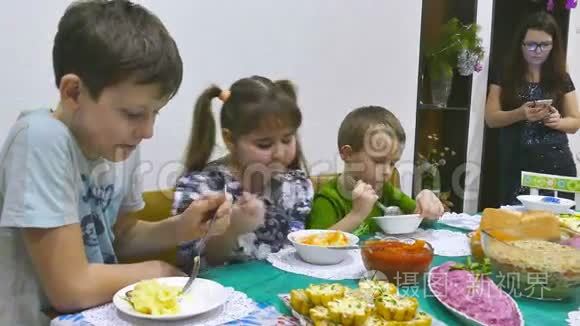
229;192;266;235
415;189;444;221
543;106;562;129
177;192;232;241
351;180;378;219
522;102;550;122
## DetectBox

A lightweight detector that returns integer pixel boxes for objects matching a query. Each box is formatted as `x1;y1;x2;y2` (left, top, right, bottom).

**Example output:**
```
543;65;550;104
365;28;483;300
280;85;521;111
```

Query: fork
180;185;227;295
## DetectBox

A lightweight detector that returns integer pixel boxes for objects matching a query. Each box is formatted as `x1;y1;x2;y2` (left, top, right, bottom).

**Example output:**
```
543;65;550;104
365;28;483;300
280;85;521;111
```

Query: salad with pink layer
430;261;523;326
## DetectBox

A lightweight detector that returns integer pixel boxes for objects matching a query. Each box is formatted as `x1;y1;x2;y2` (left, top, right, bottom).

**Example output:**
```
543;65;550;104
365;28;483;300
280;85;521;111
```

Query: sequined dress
491;73;577;204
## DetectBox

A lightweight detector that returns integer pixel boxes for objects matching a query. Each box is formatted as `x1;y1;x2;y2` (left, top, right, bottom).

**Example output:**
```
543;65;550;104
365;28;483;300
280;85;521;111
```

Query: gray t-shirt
0;109;144;325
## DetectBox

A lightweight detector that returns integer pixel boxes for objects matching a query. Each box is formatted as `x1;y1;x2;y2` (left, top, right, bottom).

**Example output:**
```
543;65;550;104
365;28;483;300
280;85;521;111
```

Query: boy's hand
351;180;378;219
415;190;444;221
229;192;266;235
177;193;232;241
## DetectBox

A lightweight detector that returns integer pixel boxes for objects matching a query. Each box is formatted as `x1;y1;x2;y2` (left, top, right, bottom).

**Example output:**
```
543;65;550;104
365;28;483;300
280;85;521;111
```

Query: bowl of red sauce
360;238;434;286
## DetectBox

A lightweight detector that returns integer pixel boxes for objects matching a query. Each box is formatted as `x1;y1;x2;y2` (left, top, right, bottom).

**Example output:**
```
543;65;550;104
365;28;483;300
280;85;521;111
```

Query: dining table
50;222;579;325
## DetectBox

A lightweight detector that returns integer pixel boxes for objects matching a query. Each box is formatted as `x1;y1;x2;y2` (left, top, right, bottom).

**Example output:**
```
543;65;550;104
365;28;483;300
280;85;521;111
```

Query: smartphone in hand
533;99;553;107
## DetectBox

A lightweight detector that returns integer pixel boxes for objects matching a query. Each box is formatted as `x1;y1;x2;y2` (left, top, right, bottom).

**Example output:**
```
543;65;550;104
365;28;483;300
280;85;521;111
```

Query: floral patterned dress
173;158;313;272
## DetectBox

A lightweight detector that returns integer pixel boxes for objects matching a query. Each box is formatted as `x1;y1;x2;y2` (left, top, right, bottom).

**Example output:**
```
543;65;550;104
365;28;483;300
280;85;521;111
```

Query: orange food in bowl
298;230;349;246
361;239;434;285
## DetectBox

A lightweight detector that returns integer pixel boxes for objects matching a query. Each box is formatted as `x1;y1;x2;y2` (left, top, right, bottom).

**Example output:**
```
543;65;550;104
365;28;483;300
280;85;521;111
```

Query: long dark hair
184;76;307;174
502;11;567;110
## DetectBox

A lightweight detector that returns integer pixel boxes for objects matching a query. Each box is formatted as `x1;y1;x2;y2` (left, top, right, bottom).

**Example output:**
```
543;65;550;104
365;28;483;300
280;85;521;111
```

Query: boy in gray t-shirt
0;1;231;324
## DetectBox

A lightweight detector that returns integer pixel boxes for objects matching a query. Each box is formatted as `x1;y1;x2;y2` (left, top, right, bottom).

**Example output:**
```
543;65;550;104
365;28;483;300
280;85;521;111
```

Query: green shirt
307;176;416;236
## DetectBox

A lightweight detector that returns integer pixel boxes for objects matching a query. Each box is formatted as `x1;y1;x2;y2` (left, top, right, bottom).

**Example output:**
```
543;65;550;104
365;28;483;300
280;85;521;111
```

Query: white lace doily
267;247;367;280
82;288;257;326
437;212;481;231
568;307;580;326
377;228;471;257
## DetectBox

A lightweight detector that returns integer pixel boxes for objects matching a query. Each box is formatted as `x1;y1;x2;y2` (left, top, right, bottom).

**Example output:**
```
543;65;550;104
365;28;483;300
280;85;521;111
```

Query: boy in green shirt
307;106;444;235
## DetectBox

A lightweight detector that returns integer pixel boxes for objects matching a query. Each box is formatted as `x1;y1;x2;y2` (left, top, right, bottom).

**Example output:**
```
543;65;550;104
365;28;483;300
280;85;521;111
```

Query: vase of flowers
546;0;578;11
457;49;484;76
414;133;457;211
429;62;453;108
415;160;441;195
426;18;485;106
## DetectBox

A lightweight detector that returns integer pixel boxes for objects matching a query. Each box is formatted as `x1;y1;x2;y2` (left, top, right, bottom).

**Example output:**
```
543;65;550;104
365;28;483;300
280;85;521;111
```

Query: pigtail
183;85;222;173
274;79;297;101
273;79;307;173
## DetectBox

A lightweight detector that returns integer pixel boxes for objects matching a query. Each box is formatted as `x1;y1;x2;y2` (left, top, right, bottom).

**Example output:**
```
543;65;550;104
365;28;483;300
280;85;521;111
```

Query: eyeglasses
522;41;553;52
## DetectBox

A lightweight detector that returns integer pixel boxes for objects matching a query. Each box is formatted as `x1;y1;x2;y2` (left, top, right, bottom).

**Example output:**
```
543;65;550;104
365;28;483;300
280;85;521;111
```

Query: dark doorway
478;0;570;210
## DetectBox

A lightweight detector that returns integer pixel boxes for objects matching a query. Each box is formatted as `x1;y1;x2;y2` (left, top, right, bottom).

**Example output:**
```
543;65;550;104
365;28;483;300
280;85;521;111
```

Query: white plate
113;277;229;321
427;266;524;326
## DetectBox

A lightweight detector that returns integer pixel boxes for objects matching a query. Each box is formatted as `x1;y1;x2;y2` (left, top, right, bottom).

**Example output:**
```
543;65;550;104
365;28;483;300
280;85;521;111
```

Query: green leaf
451;257;492;279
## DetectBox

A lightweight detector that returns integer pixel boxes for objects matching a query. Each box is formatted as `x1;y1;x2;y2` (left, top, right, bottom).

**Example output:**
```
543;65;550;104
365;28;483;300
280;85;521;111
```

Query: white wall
462;0;494;214
0;1;422;193
567;10;580;175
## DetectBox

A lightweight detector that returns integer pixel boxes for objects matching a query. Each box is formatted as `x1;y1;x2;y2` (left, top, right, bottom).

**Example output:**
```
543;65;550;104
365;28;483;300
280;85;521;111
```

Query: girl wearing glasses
485;11;580;204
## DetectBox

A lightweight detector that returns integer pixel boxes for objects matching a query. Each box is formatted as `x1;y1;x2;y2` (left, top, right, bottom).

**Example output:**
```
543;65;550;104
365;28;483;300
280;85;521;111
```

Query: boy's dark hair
501;11;567;110
53;0;183;100
338;106;406;152
184;76;306;173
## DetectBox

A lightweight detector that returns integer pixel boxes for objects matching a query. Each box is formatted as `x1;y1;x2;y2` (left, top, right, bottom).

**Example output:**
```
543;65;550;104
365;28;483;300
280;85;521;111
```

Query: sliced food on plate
429;259;524;326
287;280;433;326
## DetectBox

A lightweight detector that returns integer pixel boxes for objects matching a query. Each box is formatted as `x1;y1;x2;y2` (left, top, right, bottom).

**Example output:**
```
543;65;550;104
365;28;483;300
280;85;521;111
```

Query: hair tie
218;89;231;102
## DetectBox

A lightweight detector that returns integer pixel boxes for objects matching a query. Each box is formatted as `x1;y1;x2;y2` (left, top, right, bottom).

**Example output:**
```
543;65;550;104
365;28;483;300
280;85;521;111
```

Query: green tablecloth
202;225;579;325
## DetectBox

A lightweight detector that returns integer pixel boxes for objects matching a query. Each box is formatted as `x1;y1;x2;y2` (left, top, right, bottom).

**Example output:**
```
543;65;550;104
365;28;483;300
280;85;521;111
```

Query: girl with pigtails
173;76;313;270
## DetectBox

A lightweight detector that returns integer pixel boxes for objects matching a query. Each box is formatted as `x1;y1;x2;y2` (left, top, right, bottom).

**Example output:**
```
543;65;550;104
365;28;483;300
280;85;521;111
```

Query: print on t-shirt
79;174;117;264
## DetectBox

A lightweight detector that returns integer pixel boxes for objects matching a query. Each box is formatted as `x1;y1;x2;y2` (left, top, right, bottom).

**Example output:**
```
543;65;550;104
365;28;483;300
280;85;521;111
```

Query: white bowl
373;214;423;234
287;229;359;265
517;195;575;214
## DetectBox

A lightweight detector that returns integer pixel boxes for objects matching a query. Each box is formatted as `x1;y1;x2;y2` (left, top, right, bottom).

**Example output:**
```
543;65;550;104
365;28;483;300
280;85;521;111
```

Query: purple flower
566;0;578;9
547;0;555;11
474;62;483;72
